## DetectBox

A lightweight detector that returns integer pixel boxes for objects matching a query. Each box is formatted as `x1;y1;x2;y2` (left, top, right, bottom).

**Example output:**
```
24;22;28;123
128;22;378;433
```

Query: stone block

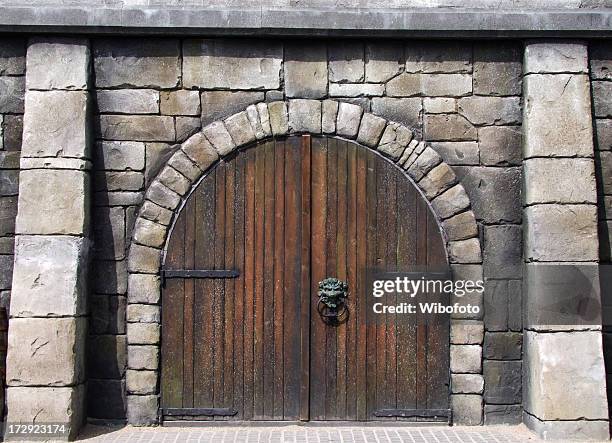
525;204;598;262
484;404;522;425
95;191;143;207
140;201;173;227
371;97;421;129
451;374;484;394
246;104;266;140
133;218;166;249
286;45;331;82
523;74;593;158
431;184;470;220
127;370;158;395
524;158;596;204
128;243;161;274
22;90;87;158
161;90;200;116
336;102;363;139
87;379;126;420
450;344;482;373
97;115;175;142
597;150;612;194
377;123;413;160
27;37;90;90
257;103;272;138
0;196;17;236
356;113;386;148
167;150;203;182
157;165;191;196
200;91;264;126
329;83;384;97
94;38;180;88
222;112;254;148
596;119;612;151
450;320;484;344
524;330;608;420
128;345;159;371
128;272;160;305
3;114;23;151
92;259;126;296
0;255;13;290
449;238;482;264
457;96;521;125
451;394;483;425
96;89;159;114
423;97;455;114
6;385;85;438
127;394;158;425
454;166;521;224
523;413;610;441
0;237;14;255
127;322;160;345
0;170;18;196
16;170;89;235
365;42;402;83
473;43;522;96
483;279;509;331
405;42;471;73
0;37;25;75
268;101;289;136
483;360;521;404
406;147;442;182
329;42;364;83
387;73;472;97
127;304;161;324
11;235;88;317
177;117;201;143
95;141;145;172
87;334;127;379
424;114;476;141
442;211;478;241
593;81;612;118
483;332;522;360
7;317;86;386
524;42;588;74
90;294;126;335
288;99;321;134
92;206;125;260
146;182;181;211
322;100;339;134
590;42;612;80
94;171;144;192
0;76;24;114
202;121;235;156
183;39;282;90
483;225;522;279
478;126;521;166
418;162;457;200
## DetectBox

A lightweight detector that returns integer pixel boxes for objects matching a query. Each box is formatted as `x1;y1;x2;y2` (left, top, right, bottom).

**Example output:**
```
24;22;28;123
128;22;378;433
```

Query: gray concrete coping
0;6;610;37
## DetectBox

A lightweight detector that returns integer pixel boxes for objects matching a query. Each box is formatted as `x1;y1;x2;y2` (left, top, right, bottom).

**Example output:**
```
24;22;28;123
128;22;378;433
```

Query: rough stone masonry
0;5;610;441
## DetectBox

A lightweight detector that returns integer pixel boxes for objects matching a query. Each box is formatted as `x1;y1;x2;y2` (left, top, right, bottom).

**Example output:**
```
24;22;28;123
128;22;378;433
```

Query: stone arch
125;99;484;425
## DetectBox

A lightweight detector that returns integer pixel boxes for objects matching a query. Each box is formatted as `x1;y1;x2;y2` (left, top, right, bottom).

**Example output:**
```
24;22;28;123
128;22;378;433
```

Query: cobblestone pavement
73;424;563;443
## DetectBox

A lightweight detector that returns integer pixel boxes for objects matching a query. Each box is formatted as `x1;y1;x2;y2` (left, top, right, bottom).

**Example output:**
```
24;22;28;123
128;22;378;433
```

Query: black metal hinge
161;269;239;285
373;409;450;420
162;407;238;417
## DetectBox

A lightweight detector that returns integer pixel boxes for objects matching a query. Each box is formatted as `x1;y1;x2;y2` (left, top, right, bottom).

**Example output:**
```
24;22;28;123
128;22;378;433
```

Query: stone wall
592;41;612;418
0;37;25;312
88;37;523;423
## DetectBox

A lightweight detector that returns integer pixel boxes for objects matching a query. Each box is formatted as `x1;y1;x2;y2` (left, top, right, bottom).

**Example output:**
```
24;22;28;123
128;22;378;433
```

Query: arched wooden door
160;135;449;422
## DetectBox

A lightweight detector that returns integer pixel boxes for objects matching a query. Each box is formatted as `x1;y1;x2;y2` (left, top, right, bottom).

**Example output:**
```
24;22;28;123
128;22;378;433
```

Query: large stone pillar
522;41;609;440
5;37;91;440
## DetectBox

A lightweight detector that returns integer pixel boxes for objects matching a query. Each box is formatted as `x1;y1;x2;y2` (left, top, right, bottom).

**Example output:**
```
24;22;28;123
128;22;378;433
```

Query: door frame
124;99;485;426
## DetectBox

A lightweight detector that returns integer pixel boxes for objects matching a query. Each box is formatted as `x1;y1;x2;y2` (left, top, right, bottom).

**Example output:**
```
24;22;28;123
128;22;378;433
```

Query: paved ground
73;424;556;443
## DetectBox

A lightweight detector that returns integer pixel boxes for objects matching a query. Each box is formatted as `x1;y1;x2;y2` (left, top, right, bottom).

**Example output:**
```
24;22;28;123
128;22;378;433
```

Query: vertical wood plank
213;165;227;410
309;136;327;420
223;160;236;414
182;184;196;408
273;141;286;419
299;135;312;421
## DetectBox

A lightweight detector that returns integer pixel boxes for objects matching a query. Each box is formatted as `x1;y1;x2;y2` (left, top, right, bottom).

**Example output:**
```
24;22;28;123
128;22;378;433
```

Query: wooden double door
161;135;449;422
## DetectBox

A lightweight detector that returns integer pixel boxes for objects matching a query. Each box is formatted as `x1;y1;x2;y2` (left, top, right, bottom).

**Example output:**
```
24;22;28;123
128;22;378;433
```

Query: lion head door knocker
317;277;349;326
